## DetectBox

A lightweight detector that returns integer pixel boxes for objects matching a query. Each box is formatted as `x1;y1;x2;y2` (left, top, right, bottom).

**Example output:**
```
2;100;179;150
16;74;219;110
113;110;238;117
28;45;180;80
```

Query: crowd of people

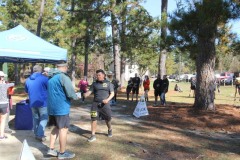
1;63;115;159
126;73;169;106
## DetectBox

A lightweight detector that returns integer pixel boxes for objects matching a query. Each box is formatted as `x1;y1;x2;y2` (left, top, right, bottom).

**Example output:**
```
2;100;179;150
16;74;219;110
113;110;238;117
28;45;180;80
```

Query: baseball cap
0;71;7;77
56;61;68;67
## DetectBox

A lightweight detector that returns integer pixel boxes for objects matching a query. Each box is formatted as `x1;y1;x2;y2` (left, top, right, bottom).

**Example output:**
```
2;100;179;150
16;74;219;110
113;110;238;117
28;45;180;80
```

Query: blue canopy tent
0;25;67;63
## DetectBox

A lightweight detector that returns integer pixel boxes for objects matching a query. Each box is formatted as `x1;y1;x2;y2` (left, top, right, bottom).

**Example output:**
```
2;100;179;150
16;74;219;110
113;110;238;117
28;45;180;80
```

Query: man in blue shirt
47;62;80;159
25;65;48;142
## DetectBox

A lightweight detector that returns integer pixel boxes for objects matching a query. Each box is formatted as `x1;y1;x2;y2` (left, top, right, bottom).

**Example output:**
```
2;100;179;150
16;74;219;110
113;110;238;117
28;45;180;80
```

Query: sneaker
35;136;47;142
108;129;112;137
47;149;58;157
58;151;75;159
0;135;8;140
87;135;96;142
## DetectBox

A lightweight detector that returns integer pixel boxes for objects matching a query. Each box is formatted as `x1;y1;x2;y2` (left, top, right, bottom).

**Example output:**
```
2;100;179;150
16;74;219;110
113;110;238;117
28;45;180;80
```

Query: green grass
166;81;237;105
122;79;238;106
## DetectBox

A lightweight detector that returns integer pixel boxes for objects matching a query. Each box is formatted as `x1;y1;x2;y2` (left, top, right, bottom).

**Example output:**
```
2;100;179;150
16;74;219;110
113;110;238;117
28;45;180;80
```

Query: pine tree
169;0;240;110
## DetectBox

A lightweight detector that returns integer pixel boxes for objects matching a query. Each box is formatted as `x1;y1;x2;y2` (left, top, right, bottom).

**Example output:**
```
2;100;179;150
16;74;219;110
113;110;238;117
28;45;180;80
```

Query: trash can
15;100;33;130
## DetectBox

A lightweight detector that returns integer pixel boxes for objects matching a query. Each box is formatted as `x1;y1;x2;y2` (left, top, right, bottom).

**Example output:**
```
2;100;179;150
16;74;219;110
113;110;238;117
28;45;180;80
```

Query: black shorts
132;87;139;94
154;90;161;97
48;115;70;129
126;87;132;94
236;84;240;90
0;104;8;114
91;102;112;121
80;90;87;94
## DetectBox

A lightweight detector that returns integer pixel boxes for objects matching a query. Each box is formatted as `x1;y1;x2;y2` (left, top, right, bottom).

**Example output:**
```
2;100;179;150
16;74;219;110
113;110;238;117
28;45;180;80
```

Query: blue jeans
160;92;166;105
31;107;48;138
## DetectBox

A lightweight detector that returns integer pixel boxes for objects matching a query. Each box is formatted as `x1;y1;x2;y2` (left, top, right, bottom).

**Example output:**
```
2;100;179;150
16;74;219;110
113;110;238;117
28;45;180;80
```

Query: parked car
168;74;176;82
219;72;232;80
184;74;195;82
169;74;177;79
219;72;234;85
224;75;234;85
175;74;185;82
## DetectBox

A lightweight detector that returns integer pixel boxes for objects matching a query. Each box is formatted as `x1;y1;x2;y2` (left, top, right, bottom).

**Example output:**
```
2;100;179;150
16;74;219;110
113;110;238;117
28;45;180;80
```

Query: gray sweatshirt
0;83;14;105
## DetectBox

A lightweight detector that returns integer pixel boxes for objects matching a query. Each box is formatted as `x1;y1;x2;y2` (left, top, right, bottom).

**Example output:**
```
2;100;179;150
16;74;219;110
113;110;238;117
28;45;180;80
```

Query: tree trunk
71;38;76;87
20;63;25;83
70;0;76;87
14;63;19;85
159;49;167;78
158;0;168;78
36;0;45;37
120;0;127;87
111;1;121;81
194;36;216;110
84;24;90;77
120;58;125;88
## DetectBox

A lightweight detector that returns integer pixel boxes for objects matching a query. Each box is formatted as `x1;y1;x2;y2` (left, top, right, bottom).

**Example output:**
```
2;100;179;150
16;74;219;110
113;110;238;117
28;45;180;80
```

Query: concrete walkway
0;103;139;160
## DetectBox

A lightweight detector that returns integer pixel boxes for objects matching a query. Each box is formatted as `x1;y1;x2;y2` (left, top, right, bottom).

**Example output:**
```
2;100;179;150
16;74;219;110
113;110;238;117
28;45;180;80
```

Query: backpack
235;77;240;85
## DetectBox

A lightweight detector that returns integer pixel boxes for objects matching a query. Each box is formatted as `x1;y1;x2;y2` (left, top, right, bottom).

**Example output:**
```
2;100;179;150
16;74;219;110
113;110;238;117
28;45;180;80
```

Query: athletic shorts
132;87;139;94
48;115;70;129
126;87;132;94
91;102;112;121
154;90;161;97
0;104;8;114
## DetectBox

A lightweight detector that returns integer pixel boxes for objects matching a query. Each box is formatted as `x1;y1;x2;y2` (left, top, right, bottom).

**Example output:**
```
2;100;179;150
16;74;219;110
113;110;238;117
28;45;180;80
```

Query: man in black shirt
131;73;141;102
160;75;169;105
153;74;161;106
84;69;114;142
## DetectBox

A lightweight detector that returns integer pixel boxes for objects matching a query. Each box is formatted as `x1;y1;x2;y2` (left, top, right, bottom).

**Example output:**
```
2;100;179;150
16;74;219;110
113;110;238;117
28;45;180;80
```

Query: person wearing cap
25;65;48;142
84;69;115;142
47;61;80;159
0;71;14;140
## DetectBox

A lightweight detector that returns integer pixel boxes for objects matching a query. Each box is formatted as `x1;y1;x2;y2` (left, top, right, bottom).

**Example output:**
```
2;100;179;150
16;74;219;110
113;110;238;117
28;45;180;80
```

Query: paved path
0;104;139;160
